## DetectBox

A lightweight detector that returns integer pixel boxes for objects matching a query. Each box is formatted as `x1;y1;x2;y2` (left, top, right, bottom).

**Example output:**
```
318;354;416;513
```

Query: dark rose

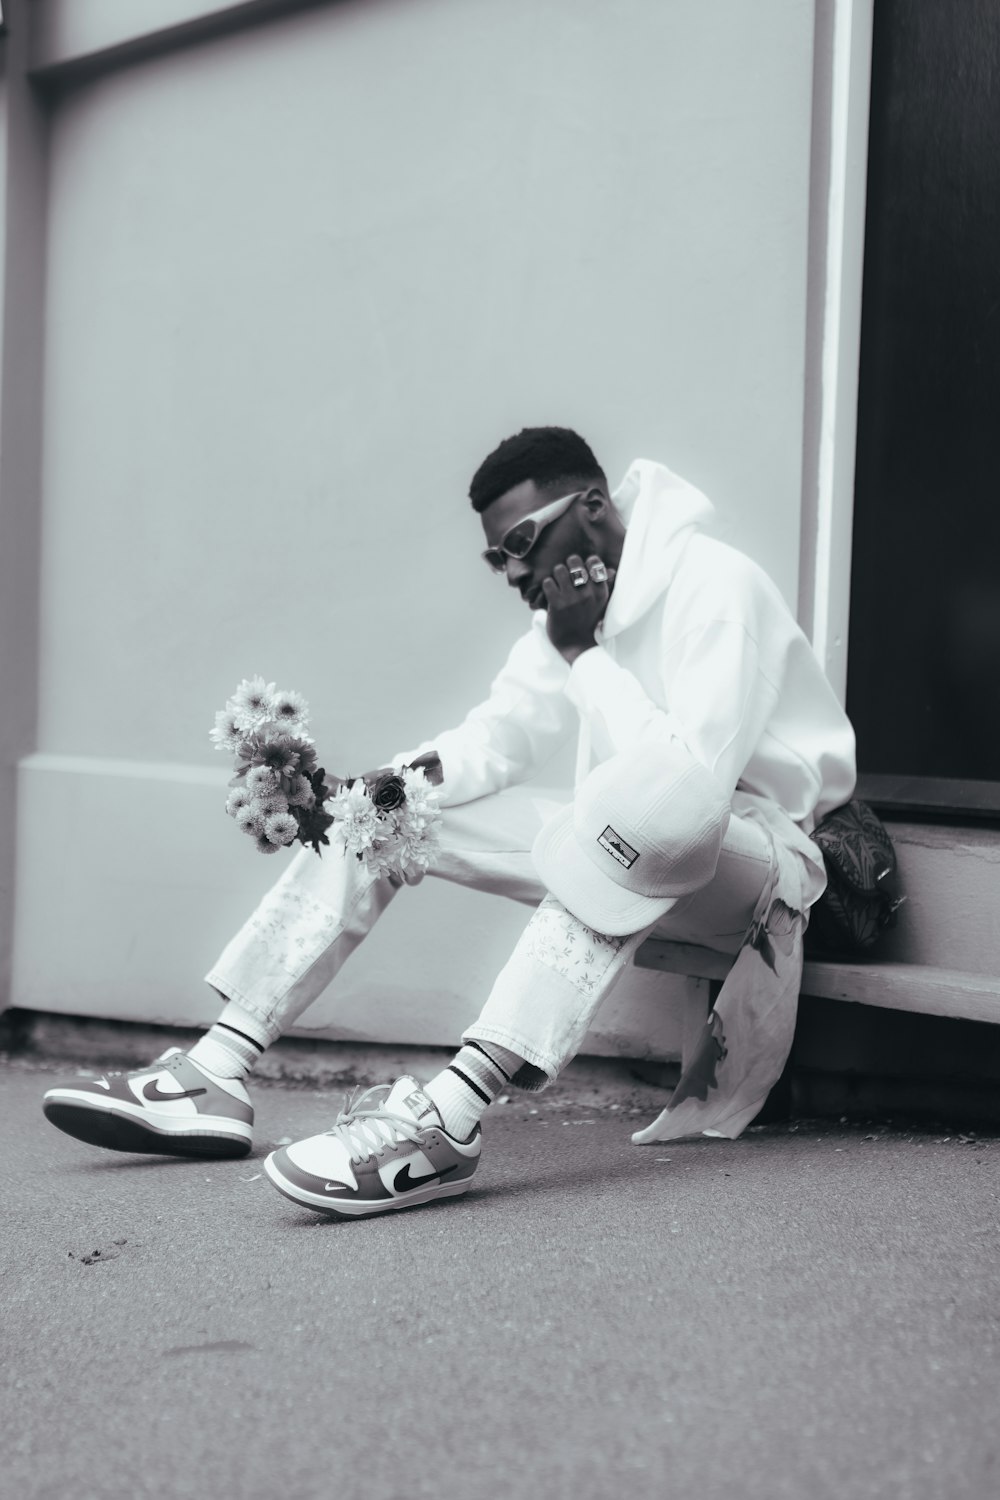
369;772;407;812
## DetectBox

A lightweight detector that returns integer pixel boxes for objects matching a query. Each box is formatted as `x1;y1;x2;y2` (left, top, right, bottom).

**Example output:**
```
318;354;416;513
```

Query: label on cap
597;826;639;868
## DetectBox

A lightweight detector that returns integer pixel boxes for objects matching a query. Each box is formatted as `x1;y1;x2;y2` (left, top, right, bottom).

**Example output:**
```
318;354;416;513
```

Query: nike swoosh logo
393;1163;457;1194
141;1080;208;1103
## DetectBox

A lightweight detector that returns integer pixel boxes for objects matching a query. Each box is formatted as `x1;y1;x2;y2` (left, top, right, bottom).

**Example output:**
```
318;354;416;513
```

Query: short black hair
468;426;606;513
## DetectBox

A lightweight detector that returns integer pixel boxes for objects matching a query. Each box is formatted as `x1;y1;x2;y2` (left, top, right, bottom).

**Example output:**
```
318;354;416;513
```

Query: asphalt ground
3;1059;999;1500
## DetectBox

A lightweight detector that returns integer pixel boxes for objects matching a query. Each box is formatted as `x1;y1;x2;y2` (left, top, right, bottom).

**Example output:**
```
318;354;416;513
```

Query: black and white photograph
2;2;998;1496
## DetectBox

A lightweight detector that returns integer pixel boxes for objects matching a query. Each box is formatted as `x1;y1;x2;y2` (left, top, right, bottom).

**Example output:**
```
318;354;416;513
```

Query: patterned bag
805;799;905;958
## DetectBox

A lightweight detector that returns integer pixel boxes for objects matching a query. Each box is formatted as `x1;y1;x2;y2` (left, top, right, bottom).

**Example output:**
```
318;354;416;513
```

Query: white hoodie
400;459;856;904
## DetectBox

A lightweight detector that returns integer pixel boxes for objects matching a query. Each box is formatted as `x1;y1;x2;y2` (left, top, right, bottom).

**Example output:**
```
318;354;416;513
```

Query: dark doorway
848;0;1000;815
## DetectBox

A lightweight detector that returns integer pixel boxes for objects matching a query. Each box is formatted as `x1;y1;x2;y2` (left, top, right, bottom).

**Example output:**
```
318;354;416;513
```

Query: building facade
7;1;989;1073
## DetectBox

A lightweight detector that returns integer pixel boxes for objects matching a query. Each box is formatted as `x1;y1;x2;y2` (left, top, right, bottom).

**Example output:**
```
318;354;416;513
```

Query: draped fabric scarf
632;819;806;1144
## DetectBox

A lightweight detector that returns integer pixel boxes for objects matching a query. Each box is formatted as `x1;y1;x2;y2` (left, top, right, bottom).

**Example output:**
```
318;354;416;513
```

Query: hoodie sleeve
564;619;782;800
393;617;577;807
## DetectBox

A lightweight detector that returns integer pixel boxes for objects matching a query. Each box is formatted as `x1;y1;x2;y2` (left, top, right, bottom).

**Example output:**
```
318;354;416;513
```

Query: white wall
13;0;819;1054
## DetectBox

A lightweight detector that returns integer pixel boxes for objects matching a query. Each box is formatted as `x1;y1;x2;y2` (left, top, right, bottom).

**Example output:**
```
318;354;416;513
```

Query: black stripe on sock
448;1064;492;1106
216;1021;265;1053
468;1040;512;1081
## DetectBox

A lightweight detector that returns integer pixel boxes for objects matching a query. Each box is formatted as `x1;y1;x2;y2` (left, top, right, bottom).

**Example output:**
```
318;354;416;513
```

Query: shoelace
326;1085;428;1163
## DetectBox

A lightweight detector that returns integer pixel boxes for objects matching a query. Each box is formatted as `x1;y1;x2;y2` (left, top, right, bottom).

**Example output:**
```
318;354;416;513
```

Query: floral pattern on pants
246;882;342;982
518;895;629;993
464;894;650;1085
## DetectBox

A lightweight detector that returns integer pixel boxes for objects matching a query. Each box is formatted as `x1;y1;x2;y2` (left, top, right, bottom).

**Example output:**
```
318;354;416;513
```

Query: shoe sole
263;1152;473;1217
43;1096;253;1158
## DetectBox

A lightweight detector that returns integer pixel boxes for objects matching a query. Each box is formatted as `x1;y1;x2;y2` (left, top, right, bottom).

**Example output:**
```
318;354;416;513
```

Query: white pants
206;786;774;1084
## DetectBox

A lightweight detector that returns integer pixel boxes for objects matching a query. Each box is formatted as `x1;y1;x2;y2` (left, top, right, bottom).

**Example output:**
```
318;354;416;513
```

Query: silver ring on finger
588;561;609;583
569;565;589;588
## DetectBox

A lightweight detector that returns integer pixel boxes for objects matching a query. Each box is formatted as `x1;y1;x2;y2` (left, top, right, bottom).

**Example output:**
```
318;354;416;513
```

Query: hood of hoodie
600;459;716;639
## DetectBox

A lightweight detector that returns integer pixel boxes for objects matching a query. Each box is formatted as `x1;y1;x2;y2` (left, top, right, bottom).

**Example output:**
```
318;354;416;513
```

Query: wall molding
29;0;344;92
798;0;875;701
12;754;691;1057
0;0;50;1007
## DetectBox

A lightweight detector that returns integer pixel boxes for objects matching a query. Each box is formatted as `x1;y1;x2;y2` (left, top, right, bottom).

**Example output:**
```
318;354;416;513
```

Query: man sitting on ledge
42;426;856;1217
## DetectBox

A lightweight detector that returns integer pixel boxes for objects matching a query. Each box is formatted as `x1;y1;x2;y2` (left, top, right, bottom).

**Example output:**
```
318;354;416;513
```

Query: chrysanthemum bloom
394;828;440;874
271;689;310;736
286;774;316;810
401;766;442;825
226;786;252;818
236;804;264;837
255;834;282;855
230;676;276;732
360;835;407;879
296;742;319;777
210;709;246;754
255;737;300;780
246;764;278;796
253;792;289;818
328;780;382;856
264;811;298;847
394;783;441;870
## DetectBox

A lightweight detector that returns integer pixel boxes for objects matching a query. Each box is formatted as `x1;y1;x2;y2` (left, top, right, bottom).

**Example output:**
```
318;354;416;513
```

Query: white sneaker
42;1049;254;1158
263;1076;481;1218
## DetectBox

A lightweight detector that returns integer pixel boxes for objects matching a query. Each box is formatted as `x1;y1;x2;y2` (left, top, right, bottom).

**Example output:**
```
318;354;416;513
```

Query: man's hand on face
542;553;616;664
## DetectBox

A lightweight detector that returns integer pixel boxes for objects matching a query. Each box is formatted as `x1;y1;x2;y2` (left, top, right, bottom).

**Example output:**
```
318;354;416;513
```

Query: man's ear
581;489;610;522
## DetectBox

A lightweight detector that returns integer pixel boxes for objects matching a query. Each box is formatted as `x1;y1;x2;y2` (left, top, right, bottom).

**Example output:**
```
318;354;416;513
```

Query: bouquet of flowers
210;676;443;878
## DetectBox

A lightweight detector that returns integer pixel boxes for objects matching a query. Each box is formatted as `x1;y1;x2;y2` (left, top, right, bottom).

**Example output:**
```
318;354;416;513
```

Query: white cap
532;738;731;936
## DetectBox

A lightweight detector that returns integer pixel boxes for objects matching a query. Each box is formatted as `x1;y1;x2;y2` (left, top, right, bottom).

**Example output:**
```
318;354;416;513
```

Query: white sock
424;1039;524;1139
187;1003;272;1080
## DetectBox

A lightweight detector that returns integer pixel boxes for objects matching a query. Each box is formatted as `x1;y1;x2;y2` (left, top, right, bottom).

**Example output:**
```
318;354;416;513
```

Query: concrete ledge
637;938;1000;1025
